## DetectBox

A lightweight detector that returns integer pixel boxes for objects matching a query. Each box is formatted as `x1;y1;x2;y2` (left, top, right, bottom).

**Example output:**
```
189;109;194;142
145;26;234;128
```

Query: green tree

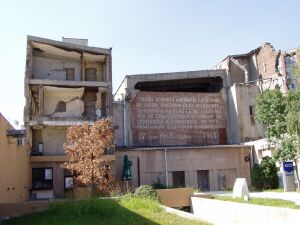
256;86;300;188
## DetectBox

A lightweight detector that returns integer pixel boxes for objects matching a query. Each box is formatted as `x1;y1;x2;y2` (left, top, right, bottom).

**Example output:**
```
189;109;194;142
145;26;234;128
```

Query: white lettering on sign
132;92;226;146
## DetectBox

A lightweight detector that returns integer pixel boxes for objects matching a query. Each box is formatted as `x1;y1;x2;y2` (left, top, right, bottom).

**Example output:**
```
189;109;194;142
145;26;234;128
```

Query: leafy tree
256;85;300;188
256;86;287;140
63;118;118;196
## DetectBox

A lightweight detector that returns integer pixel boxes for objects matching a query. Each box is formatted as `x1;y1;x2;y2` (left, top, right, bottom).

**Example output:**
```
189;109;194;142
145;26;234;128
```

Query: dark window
17;138;23;146
249;106;255;124
32;168;53;190
66;68;75;81
249;106;253;115
57;101;66;112
172;171;185;187
85;68;97;81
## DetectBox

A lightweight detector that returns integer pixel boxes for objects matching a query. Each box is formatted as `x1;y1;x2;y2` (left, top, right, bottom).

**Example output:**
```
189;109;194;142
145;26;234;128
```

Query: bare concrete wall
32;56;81;80
43;86;84;117
0;114;30;203
32;127;67;156
113;102;124;146
115;146;251;191
228;85;264;143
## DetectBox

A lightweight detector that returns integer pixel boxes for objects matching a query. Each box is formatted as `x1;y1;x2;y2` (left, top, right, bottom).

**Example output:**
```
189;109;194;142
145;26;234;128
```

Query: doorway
197;170;210;191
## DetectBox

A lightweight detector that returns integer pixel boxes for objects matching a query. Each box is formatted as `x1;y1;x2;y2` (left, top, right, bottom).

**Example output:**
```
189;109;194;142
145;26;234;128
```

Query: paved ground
203;191;300;202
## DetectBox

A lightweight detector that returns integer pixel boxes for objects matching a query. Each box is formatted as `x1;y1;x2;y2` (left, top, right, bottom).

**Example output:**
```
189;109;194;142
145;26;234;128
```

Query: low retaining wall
0;201;52;220
156;188;193;207
191;197;300;225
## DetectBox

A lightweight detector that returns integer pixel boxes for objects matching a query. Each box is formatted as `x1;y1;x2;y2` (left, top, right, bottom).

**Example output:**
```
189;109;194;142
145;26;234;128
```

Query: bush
151;177;168;189
251;156;279;190
251;164;265;190
134;185;158;200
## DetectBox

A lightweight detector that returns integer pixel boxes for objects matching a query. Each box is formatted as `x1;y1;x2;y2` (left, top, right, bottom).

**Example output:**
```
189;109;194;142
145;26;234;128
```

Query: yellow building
0;113;30;203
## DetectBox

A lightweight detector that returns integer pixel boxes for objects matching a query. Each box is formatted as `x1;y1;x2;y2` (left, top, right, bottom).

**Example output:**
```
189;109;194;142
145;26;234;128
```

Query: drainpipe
164;148;169;188
123;96;127;146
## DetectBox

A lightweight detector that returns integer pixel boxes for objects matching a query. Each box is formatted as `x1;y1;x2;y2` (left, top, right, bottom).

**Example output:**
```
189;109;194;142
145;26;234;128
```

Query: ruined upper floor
24;36;113;125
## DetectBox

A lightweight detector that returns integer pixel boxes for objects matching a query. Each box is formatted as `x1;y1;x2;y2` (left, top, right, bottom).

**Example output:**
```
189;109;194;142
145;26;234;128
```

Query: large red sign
131;92;226;146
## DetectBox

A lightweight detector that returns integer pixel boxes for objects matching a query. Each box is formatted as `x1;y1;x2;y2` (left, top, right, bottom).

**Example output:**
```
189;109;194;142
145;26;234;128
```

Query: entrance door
197;170;210;191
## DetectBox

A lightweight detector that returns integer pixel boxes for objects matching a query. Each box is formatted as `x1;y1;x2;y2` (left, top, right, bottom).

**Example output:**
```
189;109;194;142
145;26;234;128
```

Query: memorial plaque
131;92;226;146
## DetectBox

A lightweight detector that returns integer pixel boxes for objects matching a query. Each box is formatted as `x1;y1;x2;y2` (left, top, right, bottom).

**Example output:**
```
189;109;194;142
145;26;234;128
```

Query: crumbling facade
24;36;114;199
214;43;299;164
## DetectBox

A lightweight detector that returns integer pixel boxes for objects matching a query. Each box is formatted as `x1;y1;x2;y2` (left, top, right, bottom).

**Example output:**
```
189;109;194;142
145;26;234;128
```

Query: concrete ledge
29;79;110;88
0;201;52;219
161;205;205;222
30;155;115;162
191;197;300;225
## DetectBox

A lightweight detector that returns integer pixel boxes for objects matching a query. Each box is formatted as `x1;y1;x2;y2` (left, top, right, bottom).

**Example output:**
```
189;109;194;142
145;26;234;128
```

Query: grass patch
263;188;284;192
3;196;210;225
214;195;300;209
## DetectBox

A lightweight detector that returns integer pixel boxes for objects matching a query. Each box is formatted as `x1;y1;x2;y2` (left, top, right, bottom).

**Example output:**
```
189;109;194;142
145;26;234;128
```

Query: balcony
30;154;115;163
29;79;110;88
28;116;106;126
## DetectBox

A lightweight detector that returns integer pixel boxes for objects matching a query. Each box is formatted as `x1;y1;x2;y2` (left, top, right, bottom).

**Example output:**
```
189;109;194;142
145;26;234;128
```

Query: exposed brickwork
256;44;278;79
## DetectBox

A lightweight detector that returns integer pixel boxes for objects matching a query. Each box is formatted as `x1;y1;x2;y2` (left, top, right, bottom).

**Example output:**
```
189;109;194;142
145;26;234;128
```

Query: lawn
3;196;210;225
214;195;300;209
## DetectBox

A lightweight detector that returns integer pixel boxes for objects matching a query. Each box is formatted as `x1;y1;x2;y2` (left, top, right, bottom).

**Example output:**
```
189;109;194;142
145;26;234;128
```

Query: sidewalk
205;191;300;202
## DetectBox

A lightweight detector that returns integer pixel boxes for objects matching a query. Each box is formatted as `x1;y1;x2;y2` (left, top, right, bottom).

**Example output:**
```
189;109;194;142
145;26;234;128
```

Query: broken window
134;77;223;93
57;101;66;112
85;68;97;81
66;68;75;81
249;106;255;125
101;92;107;117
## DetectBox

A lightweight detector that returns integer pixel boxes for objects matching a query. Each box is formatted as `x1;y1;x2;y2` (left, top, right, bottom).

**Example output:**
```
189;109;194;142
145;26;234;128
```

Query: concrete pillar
81;53;85;81
189;170;198;188
38;85;44;116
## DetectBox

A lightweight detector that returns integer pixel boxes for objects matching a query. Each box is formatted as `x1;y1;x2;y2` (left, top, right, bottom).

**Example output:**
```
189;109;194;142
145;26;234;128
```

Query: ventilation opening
134;77;223;92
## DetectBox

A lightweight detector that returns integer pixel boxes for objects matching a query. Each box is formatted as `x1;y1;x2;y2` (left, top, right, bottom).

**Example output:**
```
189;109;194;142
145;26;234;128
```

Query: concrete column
38;85;44;116
81;53;85;81
188;170;198;188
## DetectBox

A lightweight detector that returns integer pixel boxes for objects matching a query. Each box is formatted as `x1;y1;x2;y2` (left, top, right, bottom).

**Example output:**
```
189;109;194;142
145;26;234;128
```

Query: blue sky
0;0;299;126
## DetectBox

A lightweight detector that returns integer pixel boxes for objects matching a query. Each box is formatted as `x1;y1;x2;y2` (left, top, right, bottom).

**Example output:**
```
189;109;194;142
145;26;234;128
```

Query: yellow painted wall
0;113;30;203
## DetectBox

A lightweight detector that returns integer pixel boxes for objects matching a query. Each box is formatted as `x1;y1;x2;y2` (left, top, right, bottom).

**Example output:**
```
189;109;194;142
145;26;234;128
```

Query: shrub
251;156;279;190
251;164;265;190
134;185;158;200
152;177;168;189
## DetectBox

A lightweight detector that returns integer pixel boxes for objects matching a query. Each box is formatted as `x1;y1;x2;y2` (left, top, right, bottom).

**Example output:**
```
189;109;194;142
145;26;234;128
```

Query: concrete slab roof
126;69;225;79
27;35;111;55
116;144;251;151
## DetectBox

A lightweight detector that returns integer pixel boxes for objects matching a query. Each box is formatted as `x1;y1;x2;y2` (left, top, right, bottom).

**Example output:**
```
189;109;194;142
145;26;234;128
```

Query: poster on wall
45;169;53;180
65;177;74;189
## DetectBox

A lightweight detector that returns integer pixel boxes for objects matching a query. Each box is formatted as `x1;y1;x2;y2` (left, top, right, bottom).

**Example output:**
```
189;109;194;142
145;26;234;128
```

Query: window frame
32;167;53;190
65;68;75;81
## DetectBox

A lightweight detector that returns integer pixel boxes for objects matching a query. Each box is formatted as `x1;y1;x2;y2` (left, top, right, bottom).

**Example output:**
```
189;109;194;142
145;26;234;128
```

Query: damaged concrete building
113;70;251;190
24;36;114;199
214;42;299;164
